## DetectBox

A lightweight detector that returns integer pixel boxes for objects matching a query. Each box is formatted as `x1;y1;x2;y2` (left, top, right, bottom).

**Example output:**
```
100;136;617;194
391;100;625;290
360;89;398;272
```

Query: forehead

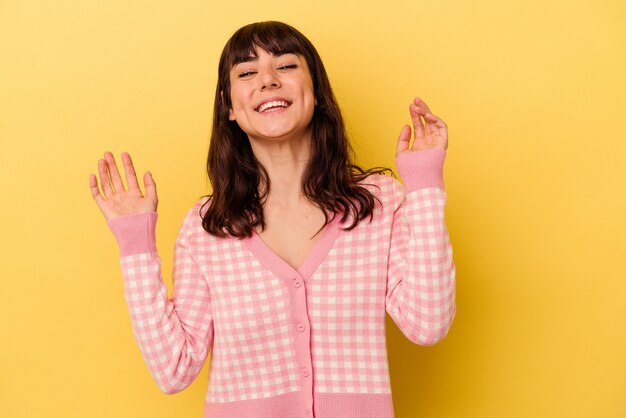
231;46;300;66
227;29;306;64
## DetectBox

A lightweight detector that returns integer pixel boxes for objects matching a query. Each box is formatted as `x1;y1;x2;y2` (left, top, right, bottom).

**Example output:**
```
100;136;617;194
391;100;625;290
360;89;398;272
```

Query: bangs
225;22;309;67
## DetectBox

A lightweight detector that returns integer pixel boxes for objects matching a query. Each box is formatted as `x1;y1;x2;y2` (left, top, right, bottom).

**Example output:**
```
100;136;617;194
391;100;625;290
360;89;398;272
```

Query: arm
385;98;456;346
89;152;213;393
108;210;214;394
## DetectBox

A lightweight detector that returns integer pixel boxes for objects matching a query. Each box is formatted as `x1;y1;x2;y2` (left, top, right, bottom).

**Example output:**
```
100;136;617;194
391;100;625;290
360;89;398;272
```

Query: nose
259;68;280;90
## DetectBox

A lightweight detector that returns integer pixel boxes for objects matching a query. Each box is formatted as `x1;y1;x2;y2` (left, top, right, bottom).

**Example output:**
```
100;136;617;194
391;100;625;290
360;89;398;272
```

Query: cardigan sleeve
385;148;457;346
107;208;214;394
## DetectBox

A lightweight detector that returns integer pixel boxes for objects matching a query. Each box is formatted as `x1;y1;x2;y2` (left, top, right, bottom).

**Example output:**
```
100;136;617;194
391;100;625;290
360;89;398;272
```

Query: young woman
89;21;455;418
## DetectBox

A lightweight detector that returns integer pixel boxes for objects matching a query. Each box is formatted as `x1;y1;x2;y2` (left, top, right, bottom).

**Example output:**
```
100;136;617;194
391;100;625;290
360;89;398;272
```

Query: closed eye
237;64;297;78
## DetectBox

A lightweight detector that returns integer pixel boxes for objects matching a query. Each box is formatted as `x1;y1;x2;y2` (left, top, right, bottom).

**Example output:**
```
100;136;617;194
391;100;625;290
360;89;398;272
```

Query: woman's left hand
396;97;448;156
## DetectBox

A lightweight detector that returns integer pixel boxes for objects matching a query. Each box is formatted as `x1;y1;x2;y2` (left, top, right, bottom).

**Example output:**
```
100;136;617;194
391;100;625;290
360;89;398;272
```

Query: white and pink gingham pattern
108;148;456;418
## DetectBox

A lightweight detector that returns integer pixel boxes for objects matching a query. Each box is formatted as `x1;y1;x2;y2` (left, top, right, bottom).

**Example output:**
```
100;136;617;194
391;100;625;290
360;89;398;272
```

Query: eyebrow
234;51;295;65
237;55;257;64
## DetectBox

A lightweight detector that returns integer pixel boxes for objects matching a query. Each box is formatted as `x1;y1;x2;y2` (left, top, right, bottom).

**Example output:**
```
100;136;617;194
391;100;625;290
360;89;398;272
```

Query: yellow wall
1;1;624;417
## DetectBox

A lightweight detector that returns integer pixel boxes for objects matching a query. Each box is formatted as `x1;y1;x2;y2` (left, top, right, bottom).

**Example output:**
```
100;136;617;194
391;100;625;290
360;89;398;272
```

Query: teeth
257;100;289;113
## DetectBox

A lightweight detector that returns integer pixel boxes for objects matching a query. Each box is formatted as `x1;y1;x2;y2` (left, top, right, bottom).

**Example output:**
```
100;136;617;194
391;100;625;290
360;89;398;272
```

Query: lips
255;98;292;113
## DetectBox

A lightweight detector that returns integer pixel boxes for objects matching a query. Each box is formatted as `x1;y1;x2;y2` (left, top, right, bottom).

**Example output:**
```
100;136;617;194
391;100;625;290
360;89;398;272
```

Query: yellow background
1;0;624;417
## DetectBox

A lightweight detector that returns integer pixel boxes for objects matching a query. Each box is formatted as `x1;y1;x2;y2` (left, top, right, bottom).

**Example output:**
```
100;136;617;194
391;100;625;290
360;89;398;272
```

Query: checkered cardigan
108;148;456;418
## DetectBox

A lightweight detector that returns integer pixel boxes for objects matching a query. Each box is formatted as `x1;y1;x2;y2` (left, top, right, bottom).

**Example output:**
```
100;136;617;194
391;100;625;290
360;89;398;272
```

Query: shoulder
177;196;212;240
358;173;406;212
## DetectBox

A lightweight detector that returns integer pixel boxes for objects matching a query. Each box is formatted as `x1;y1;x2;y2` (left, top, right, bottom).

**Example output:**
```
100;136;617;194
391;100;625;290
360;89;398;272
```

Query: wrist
107;212;158;256
395;148;446;192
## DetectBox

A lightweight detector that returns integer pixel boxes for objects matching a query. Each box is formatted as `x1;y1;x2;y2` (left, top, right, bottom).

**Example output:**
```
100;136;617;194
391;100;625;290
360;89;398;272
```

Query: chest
256;203;327;271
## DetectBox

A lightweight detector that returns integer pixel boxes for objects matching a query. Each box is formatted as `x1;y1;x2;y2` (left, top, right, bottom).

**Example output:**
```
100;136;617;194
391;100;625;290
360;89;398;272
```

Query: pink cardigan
108;148;456;418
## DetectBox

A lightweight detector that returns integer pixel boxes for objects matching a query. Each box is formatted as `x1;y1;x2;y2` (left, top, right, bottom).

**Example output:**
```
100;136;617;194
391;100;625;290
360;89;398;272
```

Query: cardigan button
293;278;303;288
301;367;309;377
296;322;306;332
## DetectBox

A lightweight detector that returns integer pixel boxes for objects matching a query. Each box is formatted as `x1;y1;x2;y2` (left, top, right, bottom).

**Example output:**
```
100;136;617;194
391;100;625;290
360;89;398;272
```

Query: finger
89;174;106;204
414;98;435;136
414;97;432;113
410;103;425;139
396;124;412;155
98;158;114;198
122;152;141;191
424;112;448;140
143;171;158;202
423;112;436;137
104;152;125;193
414;98;441;134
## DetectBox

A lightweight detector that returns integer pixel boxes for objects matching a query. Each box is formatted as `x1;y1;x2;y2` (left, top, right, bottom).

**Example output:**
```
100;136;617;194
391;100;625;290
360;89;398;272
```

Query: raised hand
89;152;158;222
396;97;448;156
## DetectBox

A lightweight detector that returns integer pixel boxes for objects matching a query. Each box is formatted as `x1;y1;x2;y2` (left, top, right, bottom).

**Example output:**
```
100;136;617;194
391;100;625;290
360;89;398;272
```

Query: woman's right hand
89;152;158;222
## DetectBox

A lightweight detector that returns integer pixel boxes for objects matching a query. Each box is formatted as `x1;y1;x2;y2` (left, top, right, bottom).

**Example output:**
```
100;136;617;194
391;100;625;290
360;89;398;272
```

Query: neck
248;131;312;206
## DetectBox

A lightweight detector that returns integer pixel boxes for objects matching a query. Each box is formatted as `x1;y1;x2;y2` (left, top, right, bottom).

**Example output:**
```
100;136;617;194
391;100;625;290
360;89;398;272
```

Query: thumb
143;171;158;202
396;124;412;155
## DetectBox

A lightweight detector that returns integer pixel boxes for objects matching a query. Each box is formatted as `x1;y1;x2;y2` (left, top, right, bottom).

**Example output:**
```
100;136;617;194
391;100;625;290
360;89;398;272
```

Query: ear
221;90;236;121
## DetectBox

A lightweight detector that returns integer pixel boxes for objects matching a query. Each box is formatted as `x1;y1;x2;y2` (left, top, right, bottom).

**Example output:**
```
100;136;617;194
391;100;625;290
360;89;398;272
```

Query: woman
89;21;455;418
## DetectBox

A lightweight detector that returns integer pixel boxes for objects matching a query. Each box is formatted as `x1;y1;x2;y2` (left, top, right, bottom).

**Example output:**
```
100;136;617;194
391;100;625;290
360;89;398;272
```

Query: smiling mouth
255;100;292;113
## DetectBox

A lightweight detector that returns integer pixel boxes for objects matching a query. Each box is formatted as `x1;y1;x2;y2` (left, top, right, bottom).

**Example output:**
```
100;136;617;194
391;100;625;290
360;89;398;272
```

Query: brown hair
202;21;390;238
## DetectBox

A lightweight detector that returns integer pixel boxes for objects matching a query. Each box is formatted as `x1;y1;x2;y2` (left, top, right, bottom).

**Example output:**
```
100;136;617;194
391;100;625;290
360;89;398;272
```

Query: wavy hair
202;21;390;238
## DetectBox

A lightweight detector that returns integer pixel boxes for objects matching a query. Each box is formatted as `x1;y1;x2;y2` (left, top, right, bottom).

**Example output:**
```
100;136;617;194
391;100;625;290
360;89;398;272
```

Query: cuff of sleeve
395;148;446;193
107;212;158;256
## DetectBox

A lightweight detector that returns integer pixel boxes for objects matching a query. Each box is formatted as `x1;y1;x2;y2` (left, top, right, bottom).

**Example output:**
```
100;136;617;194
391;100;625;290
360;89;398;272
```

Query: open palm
89;152;157;222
